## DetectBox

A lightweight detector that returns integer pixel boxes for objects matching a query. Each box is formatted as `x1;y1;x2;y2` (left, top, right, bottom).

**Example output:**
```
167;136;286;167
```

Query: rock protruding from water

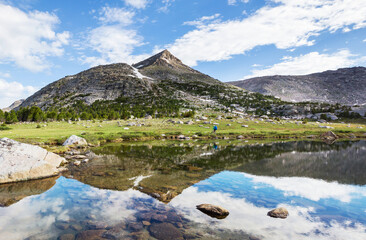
320;131;338;140
196;204;229;219
0;138;64;184
63;135;88;146
267;207;289;219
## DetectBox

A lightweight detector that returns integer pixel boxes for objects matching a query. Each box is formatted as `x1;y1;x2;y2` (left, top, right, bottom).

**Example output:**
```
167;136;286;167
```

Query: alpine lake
0;140;365;240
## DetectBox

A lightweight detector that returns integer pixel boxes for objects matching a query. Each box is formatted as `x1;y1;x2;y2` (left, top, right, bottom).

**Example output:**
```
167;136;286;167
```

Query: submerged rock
267;207;289;219
0;138;64;184
55;222;69;230
149;223;183;240
102;223;128;240
196;204;229;219
76;230;105;240
58;234;75;240
63;135;87;146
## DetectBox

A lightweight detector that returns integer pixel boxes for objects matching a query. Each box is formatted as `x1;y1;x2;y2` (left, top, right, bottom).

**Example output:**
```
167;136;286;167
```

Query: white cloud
0;79;37;108
124;0;149;9
158;0;176;12
98;7;135;25
81;6;150;66
167;0;366;66
184;14;221;27
363;39;366;42
244;50;366;78
82;26;149;66
251;64;262;67
245;173;366;202
0;4;70;72
0;178;152;240
228;0;249;5
171;185;366;240
0;72;10;78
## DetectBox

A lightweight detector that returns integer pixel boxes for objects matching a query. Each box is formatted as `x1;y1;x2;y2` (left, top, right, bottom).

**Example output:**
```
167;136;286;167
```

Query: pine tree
5;110;18;124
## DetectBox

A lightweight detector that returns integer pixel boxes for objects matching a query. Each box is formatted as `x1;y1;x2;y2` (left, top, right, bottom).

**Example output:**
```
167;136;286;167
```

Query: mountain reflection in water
0;140;365;240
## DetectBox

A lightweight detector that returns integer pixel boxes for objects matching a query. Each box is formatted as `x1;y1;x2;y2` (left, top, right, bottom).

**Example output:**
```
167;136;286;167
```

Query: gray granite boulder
0;138;64;184
62;135;87;146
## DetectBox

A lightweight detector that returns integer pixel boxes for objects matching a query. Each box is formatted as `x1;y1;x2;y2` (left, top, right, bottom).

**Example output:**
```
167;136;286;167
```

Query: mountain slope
19;63;156;109
2;99;24;112
228;67;366;105
18;50;324;118
18;50;252;111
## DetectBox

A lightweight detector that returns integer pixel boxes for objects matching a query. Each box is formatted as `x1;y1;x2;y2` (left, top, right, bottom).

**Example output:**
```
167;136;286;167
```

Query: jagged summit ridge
133;50;199;73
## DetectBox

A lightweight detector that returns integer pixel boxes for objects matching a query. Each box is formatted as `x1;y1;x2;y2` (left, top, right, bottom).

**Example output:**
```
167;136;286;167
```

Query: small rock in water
76;230;105;240
142;221;151;226
149;223;183;240
267;207;289;219
320;131;338;142
58;233;75;240
88;221;108;230
73;155;87;160
127;222;143;232
151;213;167;222
102;223;127;239
70;224;83;231
73;161;81;166
55;222;69;230
196;204;229;219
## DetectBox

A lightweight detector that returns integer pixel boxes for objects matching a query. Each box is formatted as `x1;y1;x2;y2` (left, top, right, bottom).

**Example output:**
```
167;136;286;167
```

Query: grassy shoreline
1;118;365;147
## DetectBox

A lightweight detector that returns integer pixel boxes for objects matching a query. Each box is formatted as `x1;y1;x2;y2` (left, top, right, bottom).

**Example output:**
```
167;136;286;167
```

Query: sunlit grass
0;118;365;145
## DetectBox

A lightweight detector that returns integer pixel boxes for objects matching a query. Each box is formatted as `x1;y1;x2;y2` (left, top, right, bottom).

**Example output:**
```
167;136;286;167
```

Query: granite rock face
0;138;64;184
18;63;155;110
229;67;366;105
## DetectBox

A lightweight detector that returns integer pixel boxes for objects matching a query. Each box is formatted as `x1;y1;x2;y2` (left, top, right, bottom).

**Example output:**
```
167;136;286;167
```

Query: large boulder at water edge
0;138;65;184
63;135;87;146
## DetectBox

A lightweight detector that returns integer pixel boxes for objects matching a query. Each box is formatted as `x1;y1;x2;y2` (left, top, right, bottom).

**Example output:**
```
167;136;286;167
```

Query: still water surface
0;140;365;240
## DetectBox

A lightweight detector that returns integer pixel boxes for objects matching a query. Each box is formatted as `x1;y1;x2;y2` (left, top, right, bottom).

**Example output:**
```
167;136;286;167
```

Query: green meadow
1;118;365;147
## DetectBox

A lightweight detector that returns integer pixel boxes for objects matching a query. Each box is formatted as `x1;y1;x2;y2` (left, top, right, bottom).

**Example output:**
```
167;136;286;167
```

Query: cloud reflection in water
170;171;366;240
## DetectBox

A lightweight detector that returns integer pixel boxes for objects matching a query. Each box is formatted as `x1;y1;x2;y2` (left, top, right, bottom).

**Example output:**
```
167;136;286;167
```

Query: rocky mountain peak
133;49;198;73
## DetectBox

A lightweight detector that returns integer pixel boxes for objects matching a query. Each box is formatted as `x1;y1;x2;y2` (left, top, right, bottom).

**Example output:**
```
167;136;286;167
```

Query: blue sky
1;0;366;108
